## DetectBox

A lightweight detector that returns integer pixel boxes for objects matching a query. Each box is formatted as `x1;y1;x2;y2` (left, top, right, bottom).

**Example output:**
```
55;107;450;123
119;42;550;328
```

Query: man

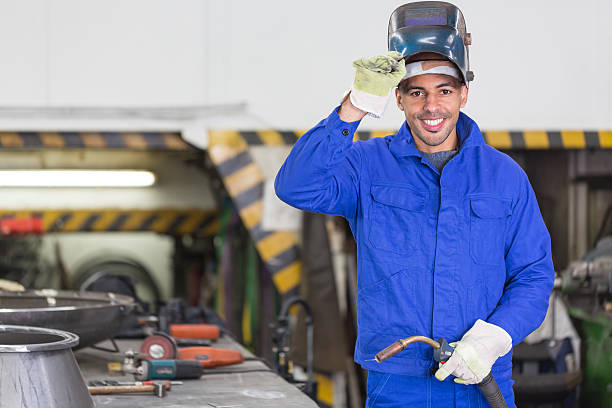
275;2;554;406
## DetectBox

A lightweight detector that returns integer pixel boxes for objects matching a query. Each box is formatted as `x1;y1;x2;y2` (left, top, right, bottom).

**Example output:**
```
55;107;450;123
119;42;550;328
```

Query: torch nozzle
374;336;441;363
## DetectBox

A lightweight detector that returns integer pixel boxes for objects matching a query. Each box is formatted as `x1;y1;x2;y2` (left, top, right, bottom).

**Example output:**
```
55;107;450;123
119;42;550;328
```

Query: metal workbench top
75;335;318;408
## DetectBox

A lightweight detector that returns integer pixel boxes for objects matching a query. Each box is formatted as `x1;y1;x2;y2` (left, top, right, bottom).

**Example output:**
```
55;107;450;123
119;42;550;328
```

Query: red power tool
168;324;219;340
140;332;244;368
138;316;221;341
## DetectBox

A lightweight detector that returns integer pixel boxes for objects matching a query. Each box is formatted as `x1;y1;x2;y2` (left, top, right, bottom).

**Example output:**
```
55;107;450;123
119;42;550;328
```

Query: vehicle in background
39;232;174;311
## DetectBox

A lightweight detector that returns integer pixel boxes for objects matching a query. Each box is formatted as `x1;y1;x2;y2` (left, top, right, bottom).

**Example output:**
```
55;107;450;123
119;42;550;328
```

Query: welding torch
374;336;508;408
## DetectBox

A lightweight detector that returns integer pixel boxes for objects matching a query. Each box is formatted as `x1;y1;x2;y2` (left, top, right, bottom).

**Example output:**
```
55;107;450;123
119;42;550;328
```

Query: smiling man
275;2;554;407
397;58;467;152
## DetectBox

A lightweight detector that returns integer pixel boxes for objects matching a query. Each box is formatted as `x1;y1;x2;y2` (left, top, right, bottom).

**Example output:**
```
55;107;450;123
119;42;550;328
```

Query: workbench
75;335;319;408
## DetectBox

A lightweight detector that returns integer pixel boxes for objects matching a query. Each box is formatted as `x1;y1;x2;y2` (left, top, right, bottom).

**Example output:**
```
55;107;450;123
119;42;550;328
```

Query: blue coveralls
275;107;555;407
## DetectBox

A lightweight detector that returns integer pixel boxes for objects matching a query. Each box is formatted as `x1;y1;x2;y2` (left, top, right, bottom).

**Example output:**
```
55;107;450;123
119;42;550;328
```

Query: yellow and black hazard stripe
0;132;189;150
0;209;217;236
482;130;612;149
315;371;335;408
211;129;612;149
208;131;301;297
234;130;304;146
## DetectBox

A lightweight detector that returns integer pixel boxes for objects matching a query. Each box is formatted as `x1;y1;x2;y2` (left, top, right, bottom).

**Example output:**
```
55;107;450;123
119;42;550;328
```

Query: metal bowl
0;289;135;349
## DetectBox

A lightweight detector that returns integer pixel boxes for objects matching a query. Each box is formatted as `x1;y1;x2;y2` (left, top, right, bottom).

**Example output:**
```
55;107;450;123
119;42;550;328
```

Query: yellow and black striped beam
0;132;189;150
315;372;335;408
0;209;217;236
483;130;612;149
210;129;612;149
208;131;301;297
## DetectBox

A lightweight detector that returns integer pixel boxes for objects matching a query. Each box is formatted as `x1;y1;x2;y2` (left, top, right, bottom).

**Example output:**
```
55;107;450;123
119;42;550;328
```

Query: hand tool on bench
88;382;170;398
140;331;210;358
88;379;182;387
139;332;244;368
115;350;204;380
114;350;269;381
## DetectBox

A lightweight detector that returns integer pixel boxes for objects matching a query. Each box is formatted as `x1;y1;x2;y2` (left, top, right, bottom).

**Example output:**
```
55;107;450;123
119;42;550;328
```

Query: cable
244;356;269;363
201;368;275;375
220;328;237;340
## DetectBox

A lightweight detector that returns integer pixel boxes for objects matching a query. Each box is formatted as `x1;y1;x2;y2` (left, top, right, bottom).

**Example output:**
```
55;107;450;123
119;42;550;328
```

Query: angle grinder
140;332;244;368
116;350;203;381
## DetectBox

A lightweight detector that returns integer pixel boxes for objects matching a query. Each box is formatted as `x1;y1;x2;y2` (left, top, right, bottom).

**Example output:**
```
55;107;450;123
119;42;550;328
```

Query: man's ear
395;88;404;110
460;85;469;108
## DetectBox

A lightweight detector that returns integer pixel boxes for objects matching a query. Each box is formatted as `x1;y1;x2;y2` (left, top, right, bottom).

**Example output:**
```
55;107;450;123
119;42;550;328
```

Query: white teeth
423;118;443;126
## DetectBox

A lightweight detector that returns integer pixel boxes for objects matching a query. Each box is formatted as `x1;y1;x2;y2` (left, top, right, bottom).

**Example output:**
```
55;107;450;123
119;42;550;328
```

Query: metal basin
0;325;94;408
0;289;135;349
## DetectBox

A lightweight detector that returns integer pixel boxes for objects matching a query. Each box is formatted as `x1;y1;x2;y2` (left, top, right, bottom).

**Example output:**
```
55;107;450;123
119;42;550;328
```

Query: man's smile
420;117;445;132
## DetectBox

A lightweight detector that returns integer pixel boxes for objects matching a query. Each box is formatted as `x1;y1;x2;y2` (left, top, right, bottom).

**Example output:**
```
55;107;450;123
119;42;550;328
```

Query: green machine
558;236;612;407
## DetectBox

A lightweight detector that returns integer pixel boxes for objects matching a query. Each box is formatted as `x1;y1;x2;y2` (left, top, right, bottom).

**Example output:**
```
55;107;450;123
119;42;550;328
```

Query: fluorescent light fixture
0;170;156;187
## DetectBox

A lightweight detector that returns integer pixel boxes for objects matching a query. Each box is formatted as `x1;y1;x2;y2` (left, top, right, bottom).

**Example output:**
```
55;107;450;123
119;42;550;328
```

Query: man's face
395;74;468;152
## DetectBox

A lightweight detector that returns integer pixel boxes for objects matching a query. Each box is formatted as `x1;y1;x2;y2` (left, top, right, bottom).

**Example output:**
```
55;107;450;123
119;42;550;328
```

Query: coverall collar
389;111;484;158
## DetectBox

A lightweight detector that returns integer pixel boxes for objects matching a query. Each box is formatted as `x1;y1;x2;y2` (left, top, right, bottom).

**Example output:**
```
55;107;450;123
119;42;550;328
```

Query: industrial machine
511;235;611;407
270;296;317;401
556;236;612;407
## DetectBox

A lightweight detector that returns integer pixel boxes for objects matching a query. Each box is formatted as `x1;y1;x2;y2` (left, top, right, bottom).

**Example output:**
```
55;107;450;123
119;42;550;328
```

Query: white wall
208;0;612;130
0;0;207;107
0;0;610;130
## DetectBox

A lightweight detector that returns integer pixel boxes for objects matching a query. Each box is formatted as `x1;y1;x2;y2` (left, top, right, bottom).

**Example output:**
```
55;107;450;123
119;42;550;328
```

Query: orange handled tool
169;324;220;340
177;347;244;368
140;333;244;368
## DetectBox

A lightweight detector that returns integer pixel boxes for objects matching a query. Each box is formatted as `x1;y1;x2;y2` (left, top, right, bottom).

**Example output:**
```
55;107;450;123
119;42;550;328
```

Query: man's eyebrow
406;82;458;91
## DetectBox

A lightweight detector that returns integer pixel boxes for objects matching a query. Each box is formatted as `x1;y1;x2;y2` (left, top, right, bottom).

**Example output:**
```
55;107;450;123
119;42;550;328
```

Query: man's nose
424;94;441;113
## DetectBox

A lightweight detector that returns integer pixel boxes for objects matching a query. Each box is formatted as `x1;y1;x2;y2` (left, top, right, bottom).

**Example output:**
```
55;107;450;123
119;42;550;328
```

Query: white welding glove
349;51;406;118
435;319;512;385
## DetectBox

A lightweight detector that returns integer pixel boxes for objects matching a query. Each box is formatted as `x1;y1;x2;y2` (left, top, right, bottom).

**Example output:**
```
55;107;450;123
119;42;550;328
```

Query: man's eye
441;89;452;95
410;91;423;97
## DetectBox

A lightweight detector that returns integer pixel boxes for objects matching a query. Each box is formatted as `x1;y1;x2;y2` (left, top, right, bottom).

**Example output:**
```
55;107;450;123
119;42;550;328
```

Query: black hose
478;373;507;408
376;337;508;407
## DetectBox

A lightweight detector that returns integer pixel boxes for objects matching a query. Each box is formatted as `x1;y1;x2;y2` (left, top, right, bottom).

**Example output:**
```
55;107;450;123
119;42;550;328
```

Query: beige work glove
349;51;406;118
435;319;512;385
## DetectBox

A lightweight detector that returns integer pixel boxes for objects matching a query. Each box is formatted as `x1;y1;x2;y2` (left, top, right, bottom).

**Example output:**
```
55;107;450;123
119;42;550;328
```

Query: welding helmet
388;1;474;85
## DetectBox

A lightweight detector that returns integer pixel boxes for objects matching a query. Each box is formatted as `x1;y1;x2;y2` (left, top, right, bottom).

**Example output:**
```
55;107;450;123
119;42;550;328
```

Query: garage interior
0;1;610;408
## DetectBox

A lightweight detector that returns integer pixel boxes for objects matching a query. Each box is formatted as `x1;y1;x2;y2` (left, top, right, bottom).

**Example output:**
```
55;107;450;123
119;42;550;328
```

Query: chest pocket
469;198;512;265
368;184;426;255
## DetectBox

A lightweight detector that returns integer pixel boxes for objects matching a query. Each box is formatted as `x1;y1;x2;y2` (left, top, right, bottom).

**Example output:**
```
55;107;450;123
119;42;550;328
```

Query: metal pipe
374;336;440;362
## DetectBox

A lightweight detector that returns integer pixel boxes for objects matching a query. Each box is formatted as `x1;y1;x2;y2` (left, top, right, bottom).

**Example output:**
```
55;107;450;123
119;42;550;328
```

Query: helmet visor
389;26;467;82
388;2;472;84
